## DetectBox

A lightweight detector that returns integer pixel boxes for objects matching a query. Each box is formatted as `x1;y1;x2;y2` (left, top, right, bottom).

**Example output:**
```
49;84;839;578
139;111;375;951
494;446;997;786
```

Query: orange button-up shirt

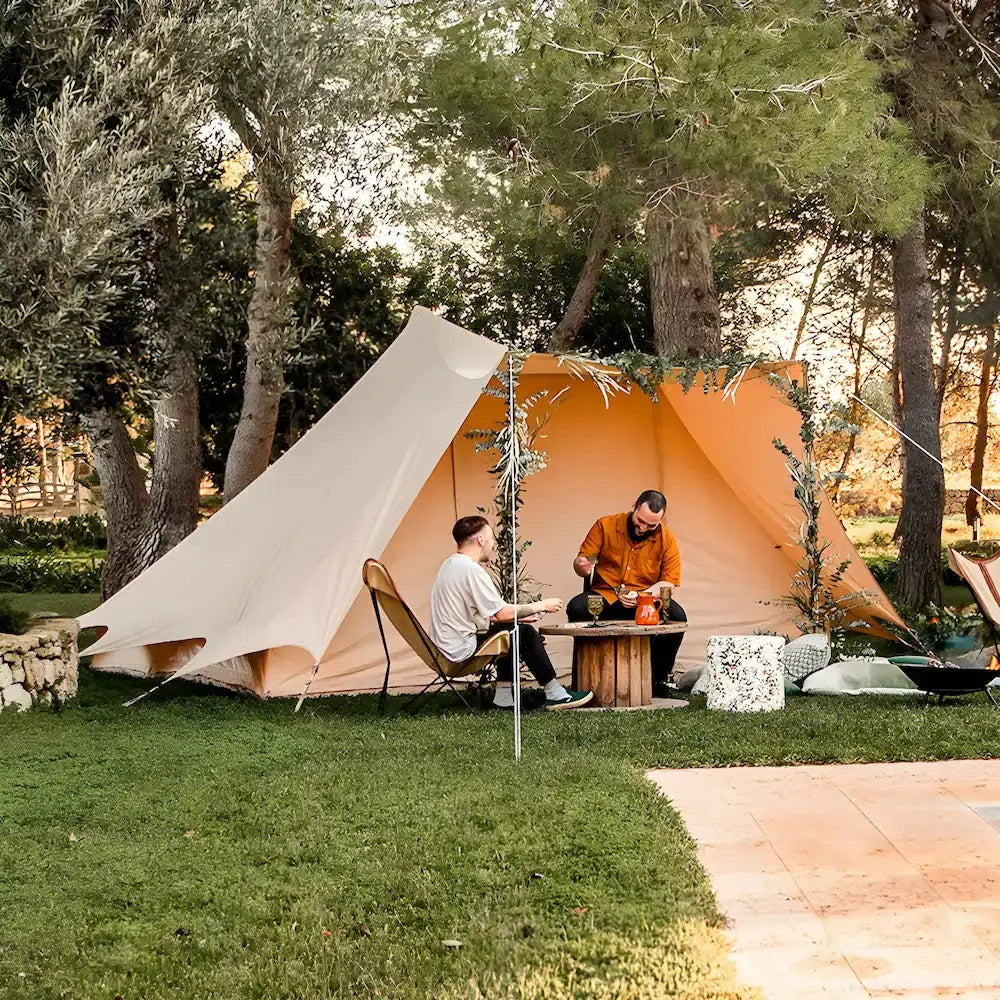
578;512;682;604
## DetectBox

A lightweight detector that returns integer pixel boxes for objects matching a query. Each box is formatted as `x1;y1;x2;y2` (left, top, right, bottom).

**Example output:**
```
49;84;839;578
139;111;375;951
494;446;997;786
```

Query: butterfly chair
912;547;1000;707
948;548;1000;657
362;558;511;714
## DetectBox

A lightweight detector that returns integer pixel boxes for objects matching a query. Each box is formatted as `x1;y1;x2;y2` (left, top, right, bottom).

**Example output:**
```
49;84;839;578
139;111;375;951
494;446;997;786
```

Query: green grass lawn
4;591;100;619
4;668;1000;1000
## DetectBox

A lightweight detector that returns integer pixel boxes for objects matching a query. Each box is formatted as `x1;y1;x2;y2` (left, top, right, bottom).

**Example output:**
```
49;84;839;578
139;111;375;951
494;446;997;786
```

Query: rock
2;685;32;712
0;621;79;713
55;675;78;701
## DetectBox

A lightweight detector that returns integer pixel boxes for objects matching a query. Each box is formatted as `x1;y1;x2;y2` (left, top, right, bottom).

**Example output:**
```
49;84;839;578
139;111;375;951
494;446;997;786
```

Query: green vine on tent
556;347;773;401
767;373;873;639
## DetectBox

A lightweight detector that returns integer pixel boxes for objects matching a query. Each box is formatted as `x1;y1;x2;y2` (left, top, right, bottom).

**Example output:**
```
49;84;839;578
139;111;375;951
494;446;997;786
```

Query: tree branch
548;208;619;352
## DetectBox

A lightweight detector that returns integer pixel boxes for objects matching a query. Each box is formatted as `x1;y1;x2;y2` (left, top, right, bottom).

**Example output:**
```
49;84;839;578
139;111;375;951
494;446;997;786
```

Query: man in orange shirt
566;490;686;694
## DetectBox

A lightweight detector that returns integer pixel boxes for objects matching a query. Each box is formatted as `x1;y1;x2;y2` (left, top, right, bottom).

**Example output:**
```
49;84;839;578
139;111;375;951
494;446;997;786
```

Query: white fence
0;480;97;517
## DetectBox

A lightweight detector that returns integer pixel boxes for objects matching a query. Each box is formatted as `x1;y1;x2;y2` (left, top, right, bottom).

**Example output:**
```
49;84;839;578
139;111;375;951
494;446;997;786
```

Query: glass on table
585;593;604;627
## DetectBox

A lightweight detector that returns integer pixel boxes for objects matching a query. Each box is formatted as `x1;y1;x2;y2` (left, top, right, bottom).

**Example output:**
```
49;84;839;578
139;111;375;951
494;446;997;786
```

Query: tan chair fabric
362;559;509;680
948;548;1000;626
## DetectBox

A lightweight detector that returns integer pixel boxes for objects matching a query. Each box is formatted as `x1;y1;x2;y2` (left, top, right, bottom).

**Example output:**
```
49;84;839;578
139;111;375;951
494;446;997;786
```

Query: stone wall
0;618;79;712
837;489;1000;519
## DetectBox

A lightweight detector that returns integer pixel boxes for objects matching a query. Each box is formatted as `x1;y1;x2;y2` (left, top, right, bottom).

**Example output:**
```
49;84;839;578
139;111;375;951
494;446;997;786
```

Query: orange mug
634;592;662;626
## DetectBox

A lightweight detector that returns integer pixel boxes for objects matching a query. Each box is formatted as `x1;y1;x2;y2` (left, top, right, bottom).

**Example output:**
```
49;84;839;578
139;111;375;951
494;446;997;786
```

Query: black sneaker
543;689;594;711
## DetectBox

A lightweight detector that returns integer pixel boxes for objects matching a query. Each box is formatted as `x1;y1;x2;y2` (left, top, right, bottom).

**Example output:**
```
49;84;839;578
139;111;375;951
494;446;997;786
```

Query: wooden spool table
539;621;688;708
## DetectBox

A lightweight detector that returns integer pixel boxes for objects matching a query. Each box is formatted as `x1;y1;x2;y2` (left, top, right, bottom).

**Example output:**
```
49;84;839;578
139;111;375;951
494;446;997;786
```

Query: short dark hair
635;490;666;514
453;515;490;545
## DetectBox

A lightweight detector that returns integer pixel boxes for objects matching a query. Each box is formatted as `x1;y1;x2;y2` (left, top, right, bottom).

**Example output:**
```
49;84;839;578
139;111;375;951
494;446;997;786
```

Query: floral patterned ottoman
705;635;786;713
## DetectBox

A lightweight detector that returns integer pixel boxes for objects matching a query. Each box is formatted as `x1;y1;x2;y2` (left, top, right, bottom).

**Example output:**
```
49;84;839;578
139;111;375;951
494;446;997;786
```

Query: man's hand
539;597;564;614
618;590;638;609
573;555;596;577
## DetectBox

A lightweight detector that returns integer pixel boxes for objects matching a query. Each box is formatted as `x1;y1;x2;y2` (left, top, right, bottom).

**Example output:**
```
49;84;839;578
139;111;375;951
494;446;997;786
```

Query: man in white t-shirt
430;515;593;710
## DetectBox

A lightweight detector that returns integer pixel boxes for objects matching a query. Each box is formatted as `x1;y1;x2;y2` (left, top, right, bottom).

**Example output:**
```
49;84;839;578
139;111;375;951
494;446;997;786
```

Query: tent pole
508;350;522;762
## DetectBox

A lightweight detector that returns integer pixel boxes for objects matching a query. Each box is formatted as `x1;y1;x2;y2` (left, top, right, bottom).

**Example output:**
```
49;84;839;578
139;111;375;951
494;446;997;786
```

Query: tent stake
294;661;321;713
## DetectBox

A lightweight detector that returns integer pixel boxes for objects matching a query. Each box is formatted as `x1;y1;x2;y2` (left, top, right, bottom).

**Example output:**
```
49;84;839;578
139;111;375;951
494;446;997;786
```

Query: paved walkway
650;761;1000;1000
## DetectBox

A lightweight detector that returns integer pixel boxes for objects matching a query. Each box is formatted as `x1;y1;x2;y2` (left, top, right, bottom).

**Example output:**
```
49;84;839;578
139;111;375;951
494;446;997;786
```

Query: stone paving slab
649;761;1000;1000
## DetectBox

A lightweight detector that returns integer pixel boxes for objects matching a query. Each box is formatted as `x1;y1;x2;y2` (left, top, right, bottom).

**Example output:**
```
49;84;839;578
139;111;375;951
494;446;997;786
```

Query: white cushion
675;663;706;692
801;659;918;695
782;633;831;683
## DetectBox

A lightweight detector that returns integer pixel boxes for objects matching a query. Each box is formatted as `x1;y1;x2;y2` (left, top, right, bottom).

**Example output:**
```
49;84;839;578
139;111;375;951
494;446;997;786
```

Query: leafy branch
768;372;874;638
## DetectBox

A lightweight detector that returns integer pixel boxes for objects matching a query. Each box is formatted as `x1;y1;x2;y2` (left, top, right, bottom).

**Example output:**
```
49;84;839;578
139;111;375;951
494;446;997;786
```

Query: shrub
863;552;898;590
0;554;103;593
0;595;31;635
0;514;106;551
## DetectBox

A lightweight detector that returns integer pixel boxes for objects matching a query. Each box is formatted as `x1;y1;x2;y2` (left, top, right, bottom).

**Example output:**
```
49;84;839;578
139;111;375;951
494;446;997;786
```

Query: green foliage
0;416;37;504
199;211;414;488
900;603;984;653
864;552;900;590
0;553;103;594
414;0;931;255
0;0;208;407
467;356;563;603
410;231;654;354
0;594;31;635
770;374;874;636
0;515;106;551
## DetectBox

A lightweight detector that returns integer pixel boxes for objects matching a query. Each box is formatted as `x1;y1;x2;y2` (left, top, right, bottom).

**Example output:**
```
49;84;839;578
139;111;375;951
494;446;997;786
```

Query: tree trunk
148;344;201;558
833;251;877;504
80;408;151;599
936;255;962;413
223;175;293;503
967;326;995;538
790;226;837;360
892;215;945;609
645;193;721;357
36;419;48;505
549;209;618;352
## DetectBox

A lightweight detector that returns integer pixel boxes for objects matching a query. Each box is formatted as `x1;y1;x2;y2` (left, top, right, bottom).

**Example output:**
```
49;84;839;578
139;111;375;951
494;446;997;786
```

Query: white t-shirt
430;553;506;662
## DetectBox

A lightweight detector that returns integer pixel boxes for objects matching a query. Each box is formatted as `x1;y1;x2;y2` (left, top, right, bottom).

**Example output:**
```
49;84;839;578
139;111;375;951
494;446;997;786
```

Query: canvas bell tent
80;306;901;698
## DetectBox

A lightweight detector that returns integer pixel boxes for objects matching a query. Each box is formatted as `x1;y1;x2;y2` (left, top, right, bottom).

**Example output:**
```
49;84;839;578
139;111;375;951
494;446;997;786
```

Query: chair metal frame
362;558;509;714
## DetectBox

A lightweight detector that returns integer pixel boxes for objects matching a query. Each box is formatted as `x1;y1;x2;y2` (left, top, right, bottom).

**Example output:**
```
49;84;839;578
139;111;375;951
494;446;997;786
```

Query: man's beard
627;517;645;542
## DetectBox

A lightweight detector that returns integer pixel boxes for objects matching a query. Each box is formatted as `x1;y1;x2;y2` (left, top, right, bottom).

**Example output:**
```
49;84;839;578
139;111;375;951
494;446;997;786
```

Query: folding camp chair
947;548;1000;657
362;558;510;714
935;548;1000;706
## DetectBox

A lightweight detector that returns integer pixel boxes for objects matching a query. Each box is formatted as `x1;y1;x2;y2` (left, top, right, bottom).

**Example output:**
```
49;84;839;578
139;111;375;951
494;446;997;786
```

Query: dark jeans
481;620;557;686
566;592;687;685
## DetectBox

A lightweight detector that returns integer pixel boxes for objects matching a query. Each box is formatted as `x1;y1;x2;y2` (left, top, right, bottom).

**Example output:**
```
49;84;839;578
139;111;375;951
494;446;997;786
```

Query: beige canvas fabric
82;309;901;698
949;548;1000;625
